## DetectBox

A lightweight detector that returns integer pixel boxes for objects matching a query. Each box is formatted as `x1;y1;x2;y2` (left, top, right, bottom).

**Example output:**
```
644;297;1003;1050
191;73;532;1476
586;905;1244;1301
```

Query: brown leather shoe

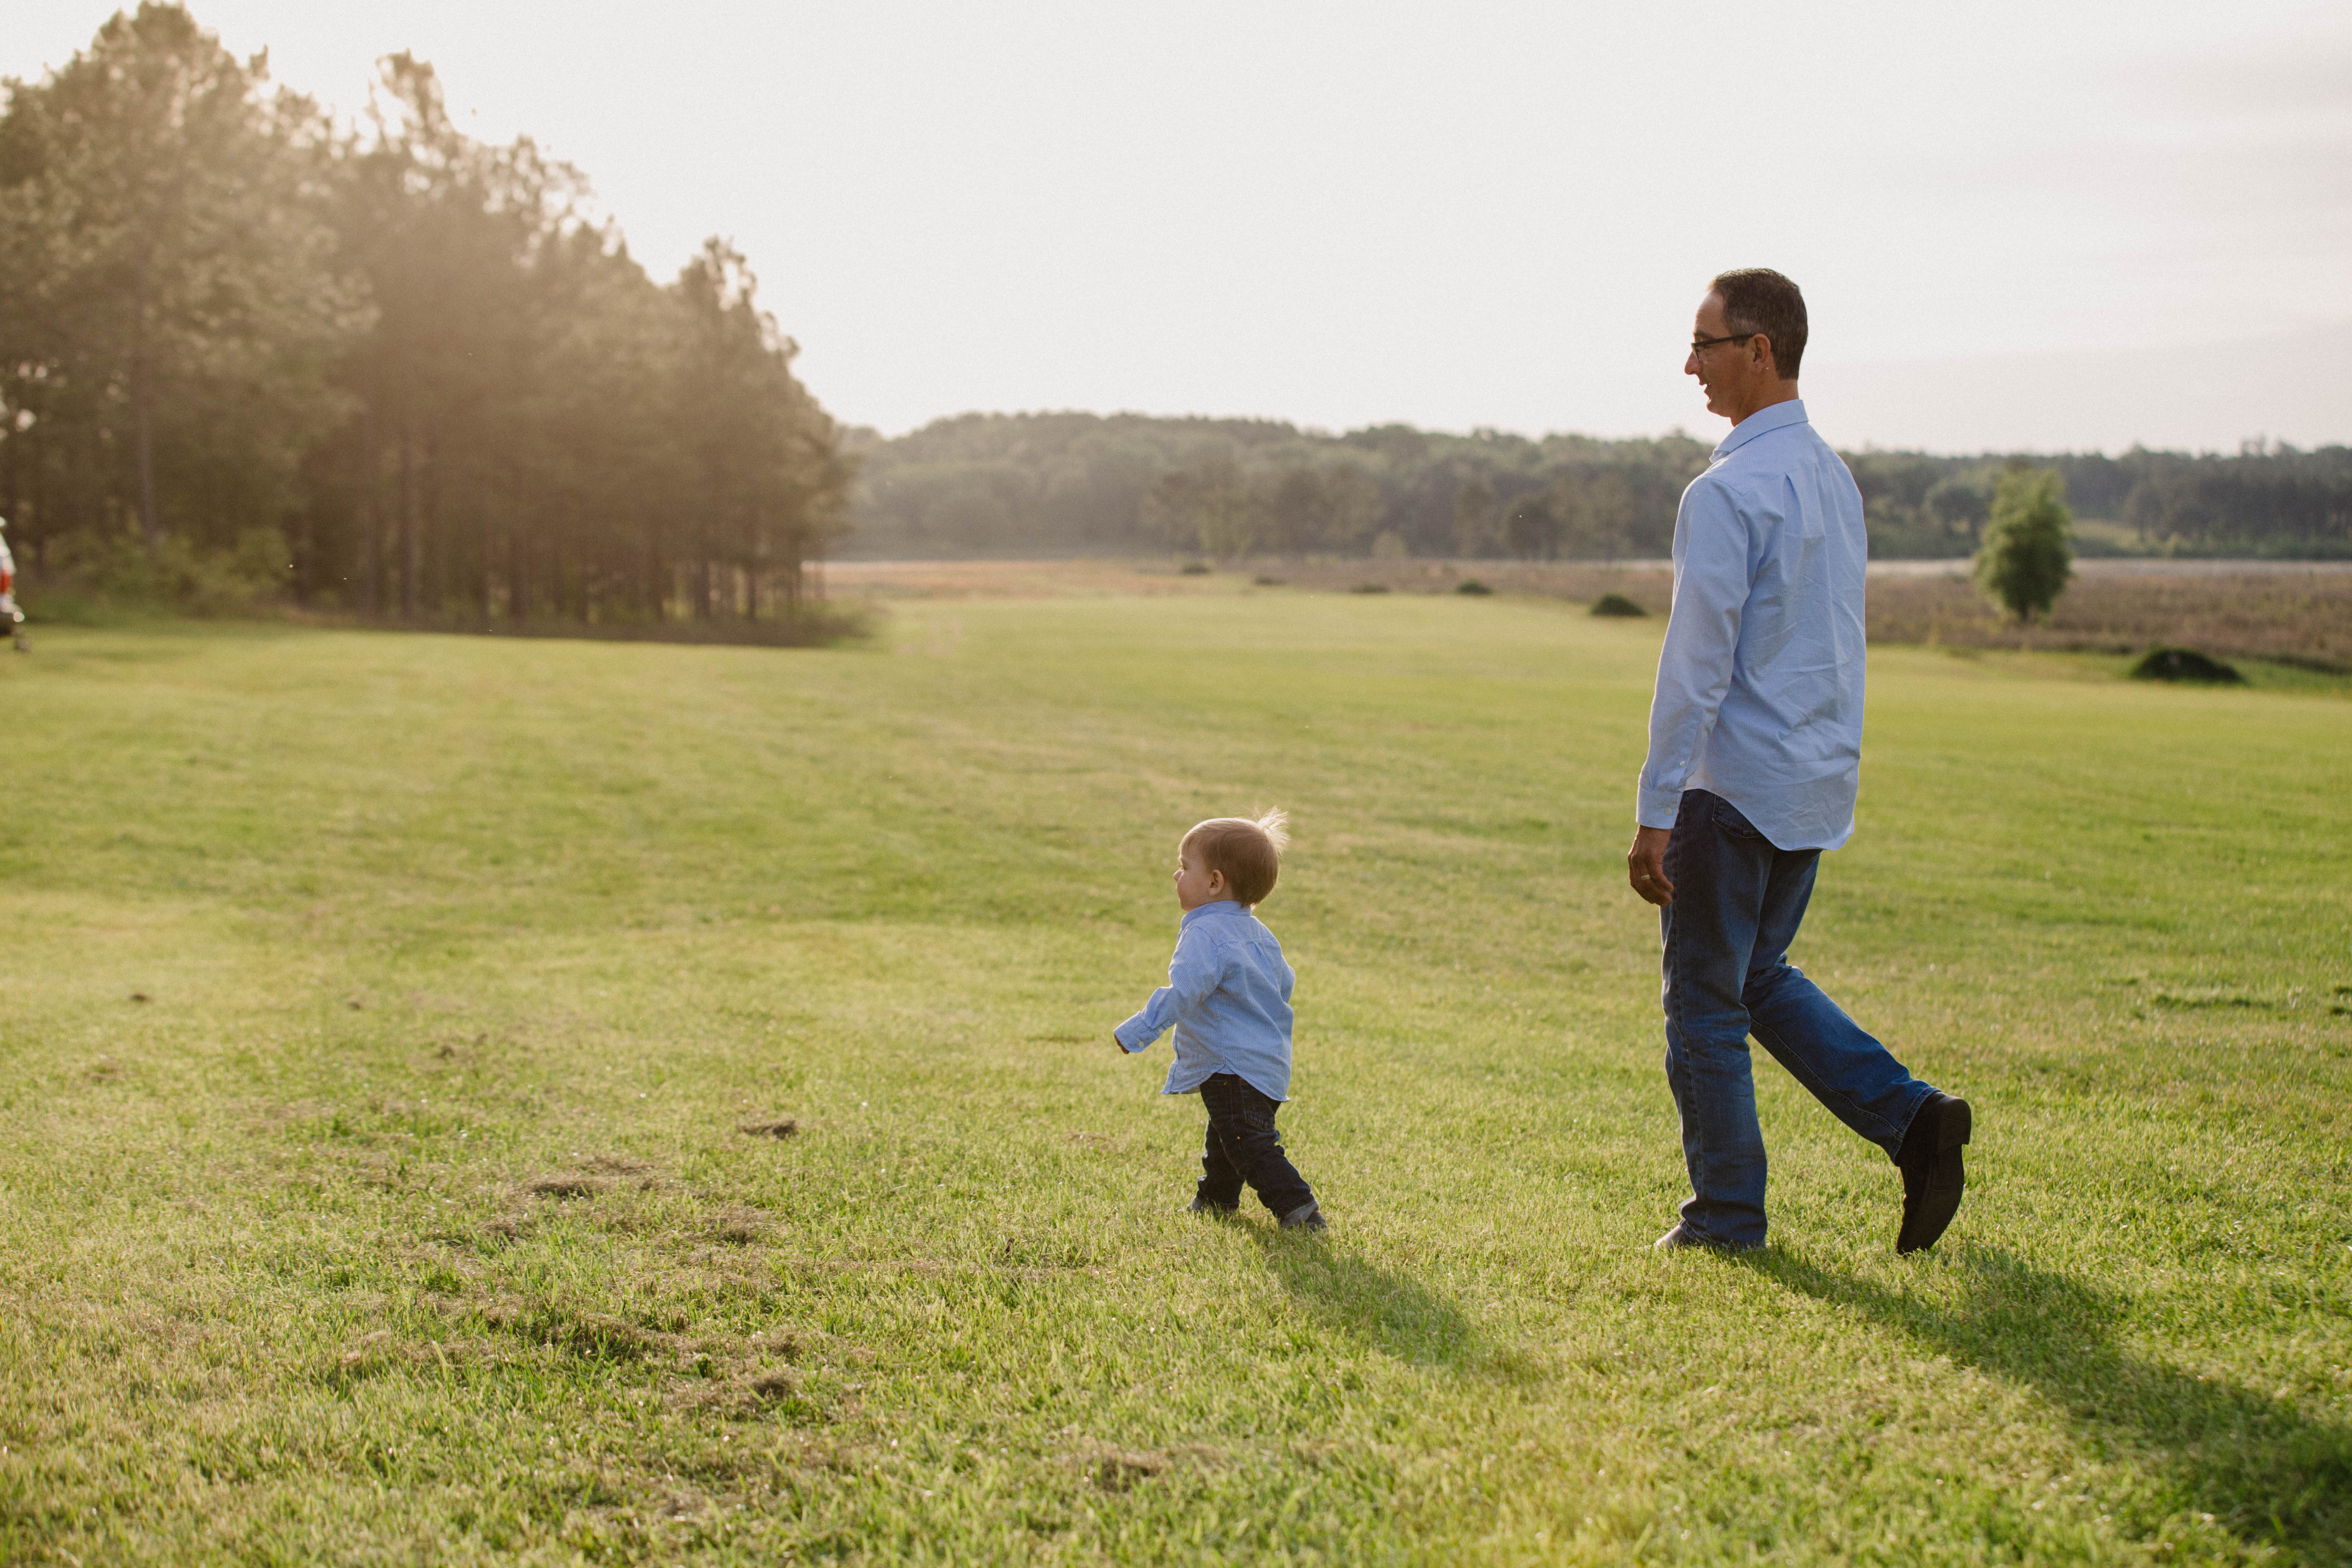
1896;1093;1972;1254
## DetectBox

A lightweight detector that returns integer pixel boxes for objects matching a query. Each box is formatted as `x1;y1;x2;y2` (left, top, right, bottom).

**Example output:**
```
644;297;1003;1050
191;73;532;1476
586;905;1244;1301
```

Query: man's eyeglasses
1690;332;1762;356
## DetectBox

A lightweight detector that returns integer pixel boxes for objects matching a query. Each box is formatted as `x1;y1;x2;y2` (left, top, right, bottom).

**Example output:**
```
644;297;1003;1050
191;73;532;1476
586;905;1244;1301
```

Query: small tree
1973;467;2073;623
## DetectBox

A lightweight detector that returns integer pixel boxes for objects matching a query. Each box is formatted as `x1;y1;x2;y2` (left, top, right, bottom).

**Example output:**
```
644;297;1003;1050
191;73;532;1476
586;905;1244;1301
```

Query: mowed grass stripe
2;592;2347;1565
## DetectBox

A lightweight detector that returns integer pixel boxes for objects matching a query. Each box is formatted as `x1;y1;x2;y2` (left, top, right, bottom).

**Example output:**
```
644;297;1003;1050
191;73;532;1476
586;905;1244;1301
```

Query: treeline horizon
846;413;2352;562
1;4;853;634
5;7;2344;628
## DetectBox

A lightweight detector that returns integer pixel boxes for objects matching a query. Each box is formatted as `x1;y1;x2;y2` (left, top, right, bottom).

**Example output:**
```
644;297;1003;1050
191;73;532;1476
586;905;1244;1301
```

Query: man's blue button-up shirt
1638;399;1867;853
1114;899;1296;1102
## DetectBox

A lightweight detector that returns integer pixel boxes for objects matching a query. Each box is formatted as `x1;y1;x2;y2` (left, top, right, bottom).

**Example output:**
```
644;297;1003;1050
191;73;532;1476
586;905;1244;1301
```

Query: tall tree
0;3;354;555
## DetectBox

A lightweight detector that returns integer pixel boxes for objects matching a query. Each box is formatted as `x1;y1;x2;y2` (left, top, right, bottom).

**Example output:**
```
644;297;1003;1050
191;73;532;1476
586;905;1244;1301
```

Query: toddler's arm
1114;922;1225;1054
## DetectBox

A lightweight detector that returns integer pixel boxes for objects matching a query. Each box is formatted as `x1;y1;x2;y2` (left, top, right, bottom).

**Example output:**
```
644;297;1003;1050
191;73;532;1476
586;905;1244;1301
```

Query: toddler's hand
1111;1035;1126;1055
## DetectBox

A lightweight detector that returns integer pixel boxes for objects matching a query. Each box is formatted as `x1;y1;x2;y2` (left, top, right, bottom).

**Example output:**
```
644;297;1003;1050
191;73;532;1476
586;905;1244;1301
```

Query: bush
1974;469;2074;623
2130;646;2243;684
1178;560;1212;576
1348;583;1391;595
41;530;291;618
1454;579;1493;596
1590;592;1647;617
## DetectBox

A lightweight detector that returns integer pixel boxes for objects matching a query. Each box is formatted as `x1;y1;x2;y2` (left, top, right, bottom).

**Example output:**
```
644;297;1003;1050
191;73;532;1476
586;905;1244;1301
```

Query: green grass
2;592;2347;1565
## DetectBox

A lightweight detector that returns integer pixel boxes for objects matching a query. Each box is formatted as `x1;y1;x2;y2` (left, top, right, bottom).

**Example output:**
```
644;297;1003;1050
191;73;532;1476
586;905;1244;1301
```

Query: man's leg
1739;830;1936;1158
1659;790;1773;1248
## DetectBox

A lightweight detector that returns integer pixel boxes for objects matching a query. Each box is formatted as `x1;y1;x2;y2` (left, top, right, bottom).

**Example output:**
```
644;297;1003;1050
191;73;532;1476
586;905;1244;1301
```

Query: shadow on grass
1248;1231;1479;1368
1737;1245;2352;1560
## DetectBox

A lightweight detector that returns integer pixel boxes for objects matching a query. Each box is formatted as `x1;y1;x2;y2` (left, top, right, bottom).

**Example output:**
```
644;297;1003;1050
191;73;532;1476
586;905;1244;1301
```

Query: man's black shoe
1895;1092;1972;1254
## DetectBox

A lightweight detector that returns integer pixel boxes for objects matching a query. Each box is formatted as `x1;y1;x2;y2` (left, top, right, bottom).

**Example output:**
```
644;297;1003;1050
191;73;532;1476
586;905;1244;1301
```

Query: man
1627;268;1970;1254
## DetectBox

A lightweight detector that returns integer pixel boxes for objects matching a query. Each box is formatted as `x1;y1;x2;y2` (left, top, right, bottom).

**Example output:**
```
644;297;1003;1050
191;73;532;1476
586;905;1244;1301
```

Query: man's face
1686;291;1761;420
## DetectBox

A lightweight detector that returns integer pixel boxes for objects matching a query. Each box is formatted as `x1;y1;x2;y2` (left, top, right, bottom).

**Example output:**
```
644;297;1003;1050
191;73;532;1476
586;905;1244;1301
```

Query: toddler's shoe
1186;1196;1238;1217
1279;1203;1328;1234
1652;1223;1759;1252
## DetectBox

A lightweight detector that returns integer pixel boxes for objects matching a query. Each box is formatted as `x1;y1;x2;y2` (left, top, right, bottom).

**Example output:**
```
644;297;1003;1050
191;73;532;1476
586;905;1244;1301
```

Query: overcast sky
9;1;2349;452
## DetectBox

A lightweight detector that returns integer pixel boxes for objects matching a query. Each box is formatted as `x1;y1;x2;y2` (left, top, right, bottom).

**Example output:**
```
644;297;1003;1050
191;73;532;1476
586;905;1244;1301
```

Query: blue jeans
1660;790;1935;1248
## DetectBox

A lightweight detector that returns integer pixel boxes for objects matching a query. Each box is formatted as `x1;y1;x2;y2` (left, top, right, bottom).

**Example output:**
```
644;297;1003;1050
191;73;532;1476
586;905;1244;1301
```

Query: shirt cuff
1113;1013;1157;1052
1637;785;1686;831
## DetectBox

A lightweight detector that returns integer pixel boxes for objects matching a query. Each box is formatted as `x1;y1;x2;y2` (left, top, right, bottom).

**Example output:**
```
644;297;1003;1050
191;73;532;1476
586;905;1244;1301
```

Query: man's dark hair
1710;268;1807;380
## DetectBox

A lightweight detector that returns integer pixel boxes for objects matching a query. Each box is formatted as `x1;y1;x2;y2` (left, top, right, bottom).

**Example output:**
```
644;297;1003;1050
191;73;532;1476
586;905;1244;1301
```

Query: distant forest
1;5;851;630
848;414;2352;562
4;8;2345;625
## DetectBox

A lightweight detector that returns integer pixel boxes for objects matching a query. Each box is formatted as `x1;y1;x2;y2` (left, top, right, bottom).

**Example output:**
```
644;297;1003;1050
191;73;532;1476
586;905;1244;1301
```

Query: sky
8;1;2349;453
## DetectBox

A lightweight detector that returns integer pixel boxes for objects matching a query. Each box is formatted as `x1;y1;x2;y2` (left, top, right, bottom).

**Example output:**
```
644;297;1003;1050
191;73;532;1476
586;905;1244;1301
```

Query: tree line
0;4;853;631
8;8;2341;609
850;415;2352;563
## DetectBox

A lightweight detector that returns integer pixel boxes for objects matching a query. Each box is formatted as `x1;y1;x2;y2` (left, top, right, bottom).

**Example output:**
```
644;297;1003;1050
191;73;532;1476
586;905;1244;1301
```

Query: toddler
1113;811;1325;1232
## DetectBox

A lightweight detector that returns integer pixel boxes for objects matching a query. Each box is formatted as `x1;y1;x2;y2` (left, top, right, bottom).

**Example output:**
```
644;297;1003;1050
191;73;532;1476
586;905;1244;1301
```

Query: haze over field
8;0;2348;453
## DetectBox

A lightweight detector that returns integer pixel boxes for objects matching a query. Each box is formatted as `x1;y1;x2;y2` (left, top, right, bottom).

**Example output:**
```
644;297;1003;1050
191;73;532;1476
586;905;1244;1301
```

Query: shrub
1974;468;2074;623
2131;646;2243;684
1179;560;1212;576
1454;579;1493;596
1348;583;1391;595
43;530;290;617
1590;592;1647;617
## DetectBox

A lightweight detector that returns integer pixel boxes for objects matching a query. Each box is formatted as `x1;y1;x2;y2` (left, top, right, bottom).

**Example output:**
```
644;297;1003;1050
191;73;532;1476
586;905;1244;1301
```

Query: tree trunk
695;518;713;621
293;504;312;606
131;248;162;550
508;516;528;626
31;416;48;568
397;412;418;620
2;405;19;543
359;398;380;616
420;421;440;616
479;496;495;628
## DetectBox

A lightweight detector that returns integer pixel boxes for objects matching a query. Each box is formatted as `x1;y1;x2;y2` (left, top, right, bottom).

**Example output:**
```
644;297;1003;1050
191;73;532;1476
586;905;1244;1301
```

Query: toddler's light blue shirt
1114;899;1296;1102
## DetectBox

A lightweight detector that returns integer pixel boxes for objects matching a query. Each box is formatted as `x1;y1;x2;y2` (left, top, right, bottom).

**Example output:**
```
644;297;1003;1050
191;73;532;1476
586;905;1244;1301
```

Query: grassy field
2;584;2348;1566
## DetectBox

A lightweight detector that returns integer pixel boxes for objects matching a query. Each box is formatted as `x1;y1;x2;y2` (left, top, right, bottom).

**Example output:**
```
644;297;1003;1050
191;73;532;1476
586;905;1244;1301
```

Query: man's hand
1627;825;1675;907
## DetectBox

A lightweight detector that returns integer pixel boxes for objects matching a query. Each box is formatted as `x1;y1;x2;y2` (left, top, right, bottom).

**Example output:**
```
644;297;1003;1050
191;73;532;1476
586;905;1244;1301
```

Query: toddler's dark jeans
1196;1072;1316;1218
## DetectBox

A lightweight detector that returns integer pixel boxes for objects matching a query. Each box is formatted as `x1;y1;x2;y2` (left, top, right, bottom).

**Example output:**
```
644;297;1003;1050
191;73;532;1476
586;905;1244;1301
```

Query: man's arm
1630;480;1750;904
1627;824;1674;907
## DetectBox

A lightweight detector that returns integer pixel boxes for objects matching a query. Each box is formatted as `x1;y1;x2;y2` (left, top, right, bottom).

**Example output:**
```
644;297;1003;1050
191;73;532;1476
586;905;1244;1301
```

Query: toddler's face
1173;843;1227;910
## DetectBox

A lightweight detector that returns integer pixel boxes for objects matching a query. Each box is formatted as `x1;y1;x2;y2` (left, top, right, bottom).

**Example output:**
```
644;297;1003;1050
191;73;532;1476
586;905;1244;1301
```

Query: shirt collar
1180;898;1245;927
1712;398;1808;460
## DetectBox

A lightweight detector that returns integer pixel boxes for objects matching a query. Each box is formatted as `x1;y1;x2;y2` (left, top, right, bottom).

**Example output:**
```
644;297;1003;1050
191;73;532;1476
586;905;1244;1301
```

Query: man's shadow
1735;1245;2352;1558
1247;1229;1486;1370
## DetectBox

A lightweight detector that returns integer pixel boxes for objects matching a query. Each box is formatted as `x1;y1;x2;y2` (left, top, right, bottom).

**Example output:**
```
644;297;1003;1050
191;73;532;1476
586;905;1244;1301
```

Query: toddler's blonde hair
1182;809;1289;907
